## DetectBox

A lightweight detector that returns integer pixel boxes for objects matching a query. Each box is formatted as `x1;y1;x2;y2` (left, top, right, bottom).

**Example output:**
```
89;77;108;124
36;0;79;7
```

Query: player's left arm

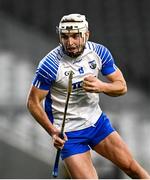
83;68;127;97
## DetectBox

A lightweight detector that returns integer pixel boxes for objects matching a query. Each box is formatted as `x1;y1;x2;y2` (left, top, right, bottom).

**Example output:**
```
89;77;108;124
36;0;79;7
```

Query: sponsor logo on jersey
88;60;97;69
72;81;82;90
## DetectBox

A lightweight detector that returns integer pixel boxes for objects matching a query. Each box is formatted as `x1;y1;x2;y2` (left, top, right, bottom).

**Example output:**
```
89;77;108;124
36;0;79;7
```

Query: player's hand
52;131;68;149
83;75;104;93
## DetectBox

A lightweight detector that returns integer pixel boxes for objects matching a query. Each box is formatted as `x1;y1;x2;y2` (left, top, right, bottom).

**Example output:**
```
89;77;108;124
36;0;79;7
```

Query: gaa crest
88;60;97;69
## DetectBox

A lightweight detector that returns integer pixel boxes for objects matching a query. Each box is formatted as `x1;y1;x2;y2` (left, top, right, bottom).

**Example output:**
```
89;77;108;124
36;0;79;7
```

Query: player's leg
64;150;98;179
93;131;150;179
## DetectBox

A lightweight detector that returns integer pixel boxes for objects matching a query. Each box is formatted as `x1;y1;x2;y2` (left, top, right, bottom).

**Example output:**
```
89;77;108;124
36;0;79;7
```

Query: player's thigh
64;150;98;179
93;131;133;168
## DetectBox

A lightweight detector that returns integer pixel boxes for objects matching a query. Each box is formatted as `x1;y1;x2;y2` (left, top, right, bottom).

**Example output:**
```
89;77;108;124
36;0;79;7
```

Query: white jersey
32;41;117;132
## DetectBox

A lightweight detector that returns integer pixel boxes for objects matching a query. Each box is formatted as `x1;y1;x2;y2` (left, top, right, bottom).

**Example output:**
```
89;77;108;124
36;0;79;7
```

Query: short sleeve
32;56;58;90
98;45;118;76
32;69;53;90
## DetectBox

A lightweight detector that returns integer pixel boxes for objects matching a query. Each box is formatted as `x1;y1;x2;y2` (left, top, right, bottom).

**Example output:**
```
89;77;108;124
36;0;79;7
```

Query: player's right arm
27;85;57;135
27;85;66;149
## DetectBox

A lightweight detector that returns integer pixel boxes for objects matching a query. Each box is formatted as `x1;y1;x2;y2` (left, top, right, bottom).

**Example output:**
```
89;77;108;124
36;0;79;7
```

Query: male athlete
27;14;150;178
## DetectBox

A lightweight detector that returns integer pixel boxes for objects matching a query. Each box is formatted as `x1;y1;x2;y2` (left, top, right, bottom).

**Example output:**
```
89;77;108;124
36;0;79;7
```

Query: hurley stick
52;71;73;178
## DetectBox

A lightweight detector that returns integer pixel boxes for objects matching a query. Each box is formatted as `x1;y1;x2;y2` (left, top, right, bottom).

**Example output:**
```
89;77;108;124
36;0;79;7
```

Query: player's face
60;32;87;57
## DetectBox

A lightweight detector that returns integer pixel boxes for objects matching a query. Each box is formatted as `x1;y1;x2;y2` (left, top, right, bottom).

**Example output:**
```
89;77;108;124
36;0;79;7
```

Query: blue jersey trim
32;47;61;90
44;92;54;124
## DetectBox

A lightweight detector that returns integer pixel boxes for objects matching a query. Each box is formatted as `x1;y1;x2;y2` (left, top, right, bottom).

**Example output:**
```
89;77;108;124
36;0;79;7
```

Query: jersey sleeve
97;45;118;76
32;54;58;90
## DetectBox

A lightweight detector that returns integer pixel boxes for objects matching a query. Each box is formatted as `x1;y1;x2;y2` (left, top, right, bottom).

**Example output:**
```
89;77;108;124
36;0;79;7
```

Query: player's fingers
83;87;95;92
83;81;97;92
53;134;65;144
83;81;95;90
53;137;65;149
84;75;95;82
63;133;68;141
83;79;93;87
54;143;64;149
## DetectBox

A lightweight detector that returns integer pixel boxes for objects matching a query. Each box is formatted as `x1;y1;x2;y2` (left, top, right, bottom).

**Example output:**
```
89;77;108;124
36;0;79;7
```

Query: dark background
1;0;150;92
0;0;150;179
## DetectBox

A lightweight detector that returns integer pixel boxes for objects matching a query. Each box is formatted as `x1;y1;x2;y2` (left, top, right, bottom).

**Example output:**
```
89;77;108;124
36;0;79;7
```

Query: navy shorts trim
61;113;115;160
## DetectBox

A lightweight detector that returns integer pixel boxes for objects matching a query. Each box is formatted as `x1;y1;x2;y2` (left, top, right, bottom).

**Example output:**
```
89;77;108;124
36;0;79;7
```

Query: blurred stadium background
0;0;150;178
